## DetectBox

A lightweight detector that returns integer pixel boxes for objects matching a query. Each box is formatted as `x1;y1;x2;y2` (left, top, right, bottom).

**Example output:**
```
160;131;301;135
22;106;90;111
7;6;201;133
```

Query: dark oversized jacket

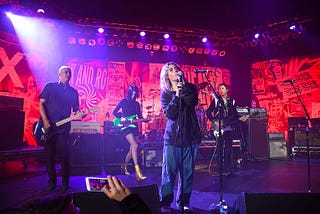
160;82;201;147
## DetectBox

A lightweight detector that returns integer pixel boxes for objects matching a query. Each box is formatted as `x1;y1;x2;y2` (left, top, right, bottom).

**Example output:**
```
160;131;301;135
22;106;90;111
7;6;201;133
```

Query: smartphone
85;177;109;192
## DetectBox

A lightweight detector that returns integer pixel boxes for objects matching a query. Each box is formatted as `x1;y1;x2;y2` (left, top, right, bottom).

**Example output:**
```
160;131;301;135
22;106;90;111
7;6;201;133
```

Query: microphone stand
176;75;184;214
202;73;228;213
288;81;312;192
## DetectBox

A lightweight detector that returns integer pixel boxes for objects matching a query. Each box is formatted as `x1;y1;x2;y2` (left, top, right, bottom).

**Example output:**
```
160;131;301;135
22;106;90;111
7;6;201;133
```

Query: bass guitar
113;114;162;131
34;107;100;144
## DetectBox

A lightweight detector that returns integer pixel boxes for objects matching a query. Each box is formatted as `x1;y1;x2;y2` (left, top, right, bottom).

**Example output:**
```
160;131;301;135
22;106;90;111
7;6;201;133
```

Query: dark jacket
160;82;201;147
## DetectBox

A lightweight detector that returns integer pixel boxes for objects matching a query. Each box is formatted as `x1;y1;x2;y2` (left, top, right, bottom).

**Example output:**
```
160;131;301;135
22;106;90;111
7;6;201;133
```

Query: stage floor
0;153;320;213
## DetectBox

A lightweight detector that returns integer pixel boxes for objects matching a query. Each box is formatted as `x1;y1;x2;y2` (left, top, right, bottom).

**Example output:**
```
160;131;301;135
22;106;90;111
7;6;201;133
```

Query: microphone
194;69;210;73
177;71;184;82
283;79;293;83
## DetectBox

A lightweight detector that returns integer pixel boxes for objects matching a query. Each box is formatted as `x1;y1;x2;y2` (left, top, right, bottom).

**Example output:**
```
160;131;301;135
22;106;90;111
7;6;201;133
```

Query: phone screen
85;177;109;192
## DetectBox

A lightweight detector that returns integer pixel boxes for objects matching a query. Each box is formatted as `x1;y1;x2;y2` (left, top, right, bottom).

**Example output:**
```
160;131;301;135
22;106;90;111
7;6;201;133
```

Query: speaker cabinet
73;184;161;214
247;118;268;159
0;111;25;150
70;133;102;166
103;133;130;165
233;192;320;214
269;140;287;158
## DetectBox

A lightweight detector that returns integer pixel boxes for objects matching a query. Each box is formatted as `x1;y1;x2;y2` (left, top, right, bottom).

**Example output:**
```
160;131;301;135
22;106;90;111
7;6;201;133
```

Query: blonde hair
160;62;180;92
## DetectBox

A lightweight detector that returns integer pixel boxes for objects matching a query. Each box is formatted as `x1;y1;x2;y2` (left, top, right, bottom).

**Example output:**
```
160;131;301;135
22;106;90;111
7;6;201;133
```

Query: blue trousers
160;144;199;206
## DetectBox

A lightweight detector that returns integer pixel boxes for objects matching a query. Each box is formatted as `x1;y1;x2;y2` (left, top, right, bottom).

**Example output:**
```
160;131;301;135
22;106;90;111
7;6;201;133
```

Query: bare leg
125;133;138;165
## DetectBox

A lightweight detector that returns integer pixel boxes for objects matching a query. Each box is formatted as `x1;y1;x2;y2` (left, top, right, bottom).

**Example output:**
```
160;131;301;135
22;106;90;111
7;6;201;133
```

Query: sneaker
177;203;193;213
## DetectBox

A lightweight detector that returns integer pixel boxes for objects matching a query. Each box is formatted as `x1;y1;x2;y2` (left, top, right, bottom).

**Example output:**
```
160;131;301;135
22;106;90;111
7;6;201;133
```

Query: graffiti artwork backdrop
251;56;320;138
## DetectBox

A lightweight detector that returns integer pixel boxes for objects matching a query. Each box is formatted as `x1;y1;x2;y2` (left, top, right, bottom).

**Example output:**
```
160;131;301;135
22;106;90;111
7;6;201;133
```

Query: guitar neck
55;115;77;127
55;107;100;127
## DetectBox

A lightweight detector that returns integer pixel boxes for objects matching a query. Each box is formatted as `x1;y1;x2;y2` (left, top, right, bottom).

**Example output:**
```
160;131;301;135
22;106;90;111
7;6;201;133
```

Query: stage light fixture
36;9;45;14
219;50;226;57
254;33;260;39
163;33;170;39
98;27;104;33
162;45;169;51
188;47;195;54
140;31;146;37
250;40;257;47
127;41;135;48
136;42;144;49
211;50;218;55
201;37;208;43
78;38;86;45
97;38;105;45
88;39;96;46
145;43;152;50
196;48;203;54
280;34;289;41
203;48;211;55
153;44;160;51
270;35;278;44
68;37;76;45
289;25;296;30
170;45;178;52
107;39;115;46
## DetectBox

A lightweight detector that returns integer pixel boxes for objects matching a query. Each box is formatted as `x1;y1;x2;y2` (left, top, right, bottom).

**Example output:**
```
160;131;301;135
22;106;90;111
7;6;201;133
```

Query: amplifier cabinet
69;133;102;166
269;140;287;158
103;133;129;165
0;110;25;150
141;140;163;167
247;118;269;159
293;127;320;146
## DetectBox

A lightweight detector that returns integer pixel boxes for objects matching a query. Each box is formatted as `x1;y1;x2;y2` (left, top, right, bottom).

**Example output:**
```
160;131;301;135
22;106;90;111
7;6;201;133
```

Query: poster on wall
250;57;320;137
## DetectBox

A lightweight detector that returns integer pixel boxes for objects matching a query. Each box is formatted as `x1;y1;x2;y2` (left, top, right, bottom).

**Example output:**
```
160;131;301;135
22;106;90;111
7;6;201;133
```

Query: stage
0;150;320;213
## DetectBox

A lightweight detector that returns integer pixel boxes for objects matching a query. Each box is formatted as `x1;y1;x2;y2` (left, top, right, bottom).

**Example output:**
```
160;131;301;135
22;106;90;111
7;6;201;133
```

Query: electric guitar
212;115;249;137
113;114;161;131
34;107;100;144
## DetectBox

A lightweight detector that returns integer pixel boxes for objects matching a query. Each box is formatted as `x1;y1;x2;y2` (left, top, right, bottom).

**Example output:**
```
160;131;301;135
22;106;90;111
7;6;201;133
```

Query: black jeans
45;132;70;187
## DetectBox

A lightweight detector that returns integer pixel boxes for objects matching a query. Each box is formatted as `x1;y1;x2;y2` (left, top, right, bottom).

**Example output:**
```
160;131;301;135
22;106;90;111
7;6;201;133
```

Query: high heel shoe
121;163;130;175
135;165;147;181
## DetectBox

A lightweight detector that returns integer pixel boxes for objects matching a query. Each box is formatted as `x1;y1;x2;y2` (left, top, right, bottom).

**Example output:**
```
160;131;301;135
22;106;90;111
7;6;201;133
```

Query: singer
159;62;201;213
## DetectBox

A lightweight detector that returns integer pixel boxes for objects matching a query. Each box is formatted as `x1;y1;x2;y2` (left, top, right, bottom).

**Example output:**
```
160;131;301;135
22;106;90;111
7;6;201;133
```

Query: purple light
98;27;104;33
140;31;146;37
254;33;260;39
164;33;170;39
202;37;208;43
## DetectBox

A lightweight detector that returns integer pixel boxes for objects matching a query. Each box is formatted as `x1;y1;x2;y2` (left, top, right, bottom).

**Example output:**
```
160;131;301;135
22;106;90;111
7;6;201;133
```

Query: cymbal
197;82;209;89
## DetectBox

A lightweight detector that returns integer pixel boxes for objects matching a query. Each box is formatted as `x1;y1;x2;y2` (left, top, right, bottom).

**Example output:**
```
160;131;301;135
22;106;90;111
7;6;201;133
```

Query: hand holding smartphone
85;177;109;192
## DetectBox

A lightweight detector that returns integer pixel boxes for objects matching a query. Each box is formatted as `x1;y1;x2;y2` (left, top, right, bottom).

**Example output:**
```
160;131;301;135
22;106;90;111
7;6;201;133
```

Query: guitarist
112;85;146;181
206;83;244;176
39;65;82;192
